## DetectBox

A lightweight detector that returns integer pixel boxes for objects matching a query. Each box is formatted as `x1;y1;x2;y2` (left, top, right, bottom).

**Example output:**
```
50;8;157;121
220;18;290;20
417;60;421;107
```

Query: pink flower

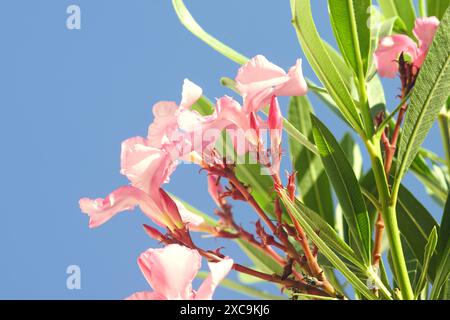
147;79;202;148
120;136;178;195
79;186;204;230
127;244;233;300
235;55;308;113
375;17;440;78
80;80;206;230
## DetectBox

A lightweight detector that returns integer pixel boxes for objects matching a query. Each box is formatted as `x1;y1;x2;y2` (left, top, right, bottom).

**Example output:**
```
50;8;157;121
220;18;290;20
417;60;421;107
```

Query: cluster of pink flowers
79;55;308;299
79;14;439;299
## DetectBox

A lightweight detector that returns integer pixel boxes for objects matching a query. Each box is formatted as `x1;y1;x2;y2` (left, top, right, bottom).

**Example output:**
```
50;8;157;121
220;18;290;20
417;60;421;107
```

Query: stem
438;108;450;170
196;271;285;300
366;139;414;300
233;264;317;293
384;204;414;300
357;71;374;138
227;173;304;268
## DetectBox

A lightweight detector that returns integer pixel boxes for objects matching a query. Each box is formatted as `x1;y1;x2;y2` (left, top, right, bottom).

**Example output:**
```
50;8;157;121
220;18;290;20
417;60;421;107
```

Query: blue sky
0;0;443;299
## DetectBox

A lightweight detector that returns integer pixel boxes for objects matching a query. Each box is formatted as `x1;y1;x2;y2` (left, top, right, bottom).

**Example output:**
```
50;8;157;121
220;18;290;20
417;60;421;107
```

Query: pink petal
414;17;440;51
147;101;179;148
180;79;203;109
126;291;166;300
79;186;169;228
195;258;234;300
138;244;201;300
120;136;177;194
235;55;307;113
173;198;205;227
375;35;419;78
274;59;308;97
413;16;440;67
178;96;252;156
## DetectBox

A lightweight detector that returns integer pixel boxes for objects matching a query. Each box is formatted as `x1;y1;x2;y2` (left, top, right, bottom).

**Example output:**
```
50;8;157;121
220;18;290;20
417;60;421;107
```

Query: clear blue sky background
0;0;443;299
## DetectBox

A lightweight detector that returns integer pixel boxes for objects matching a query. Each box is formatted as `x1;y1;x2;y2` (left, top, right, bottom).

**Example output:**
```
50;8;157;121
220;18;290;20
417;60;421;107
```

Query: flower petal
235;55;307;113
180;79;203;109
413;16;440;67
147;101;179;148
120;136;177;194
195;258;234;300
274;59;308;97
138;244;201;300
173;198;205;228
126;291;166;300
79;186;168;228
375;35;419;78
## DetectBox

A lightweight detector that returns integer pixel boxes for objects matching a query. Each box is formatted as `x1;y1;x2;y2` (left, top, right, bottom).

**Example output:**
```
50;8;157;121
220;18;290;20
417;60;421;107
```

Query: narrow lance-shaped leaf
288;96;334;225
292;199;365;270
172;0;248;65
395;8;450;188
290;0;364;134
427;0;450;20
430;193;450;298
397;185;439;280
328;0;372;76
414;227;438;298
311;115;372;265
378;0;416;35
279;191;380;300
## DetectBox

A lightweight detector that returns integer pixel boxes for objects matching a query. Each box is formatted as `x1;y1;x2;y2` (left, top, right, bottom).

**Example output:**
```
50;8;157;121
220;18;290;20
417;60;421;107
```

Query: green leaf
293;199;365;269
288;96;334;225
437;194;450;261
395;8;450;189
410;156;448;206
328;0;372;76
431;237;450;299
430;193;450;298
414;227;438;298
428;0;450;20
237;266;264;284
172;0;248;65
378;0;416;34
196;271;285;300
291;0;364;134
279;190;380;300
340;133;363;179
397;185;439;278
236;240;283;275
311;115;372;265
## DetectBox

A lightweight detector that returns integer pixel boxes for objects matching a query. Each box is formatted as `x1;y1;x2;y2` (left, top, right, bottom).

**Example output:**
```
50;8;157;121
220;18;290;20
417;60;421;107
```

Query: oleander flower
79;187;204;230
127;244;233;300
235;55;308;113
375;16;440;78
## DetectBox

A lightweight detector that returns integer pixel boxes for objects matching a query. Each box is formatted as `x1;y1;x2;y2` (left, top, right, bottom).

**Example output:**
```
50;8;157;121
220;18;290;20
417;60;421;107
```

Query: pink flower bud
143;224;166;242
159;188;184;229
268;96;282;131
